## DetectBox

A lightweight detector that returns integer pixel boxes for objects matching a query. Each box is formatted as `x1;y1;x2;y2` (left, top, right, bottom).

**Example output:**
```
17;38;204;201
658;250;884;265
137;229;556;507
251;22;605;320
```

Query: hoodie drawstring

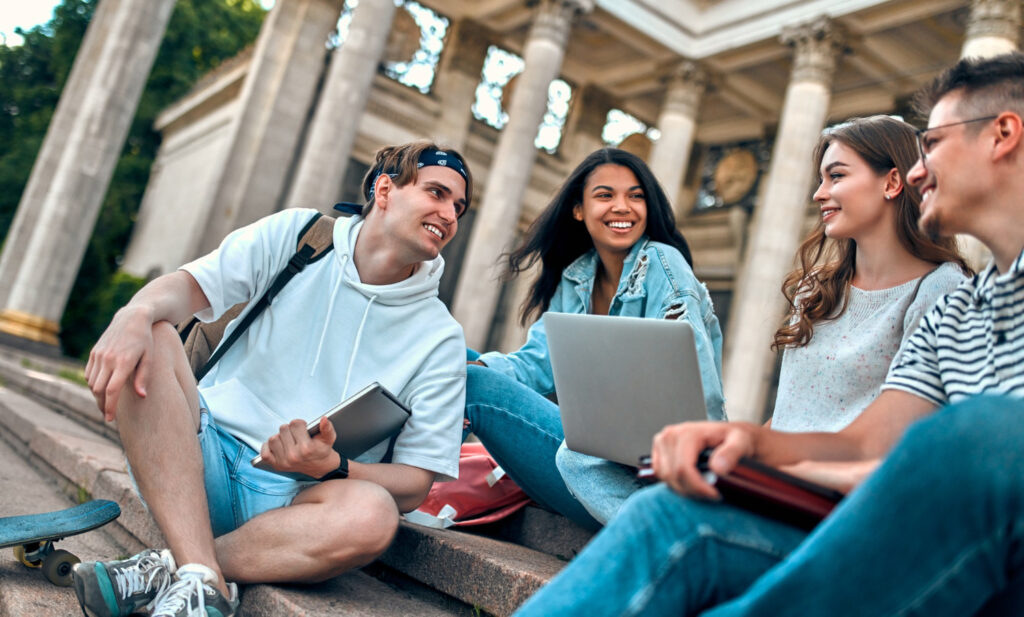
311;255;347;376
310;253;378;399
341;293;377;399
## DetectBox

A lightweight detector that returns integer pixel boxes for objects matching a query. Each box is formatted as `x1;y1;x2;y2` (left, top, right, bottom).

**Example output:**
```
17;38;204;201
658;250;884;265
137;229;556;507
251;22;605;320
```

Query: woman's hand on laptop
260;416;340;479
651;421;760;499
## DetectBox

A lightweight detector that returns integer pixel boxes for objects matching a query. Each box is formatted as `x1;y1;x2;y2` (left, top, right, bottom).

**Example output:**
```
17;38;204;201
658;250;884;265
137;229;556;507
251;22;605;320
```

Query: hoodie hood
333;216;445;306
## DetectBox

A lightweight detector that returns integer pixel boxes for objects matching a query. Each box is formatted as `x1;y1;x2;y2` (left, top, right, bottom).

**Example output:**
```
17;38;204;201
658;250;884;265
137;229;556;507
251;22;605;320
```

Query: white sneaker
150;564;239;617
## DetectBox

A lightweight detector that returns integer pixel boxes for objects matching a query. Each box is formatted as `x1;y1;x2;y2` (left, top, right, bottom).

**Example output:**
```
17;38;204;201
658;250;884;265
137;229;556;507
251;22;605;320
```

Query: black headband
366;149;468;200
335;149;468;216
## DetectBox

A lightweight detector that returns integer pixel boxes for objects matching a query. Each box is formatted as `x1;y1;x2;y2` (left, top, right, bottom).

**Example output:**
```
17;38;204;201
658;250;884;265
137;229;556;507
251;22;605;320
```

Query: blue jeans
198;405;316;537
130;395;315;538
515;395;1024;617
464;360;600;530
556;442;644;525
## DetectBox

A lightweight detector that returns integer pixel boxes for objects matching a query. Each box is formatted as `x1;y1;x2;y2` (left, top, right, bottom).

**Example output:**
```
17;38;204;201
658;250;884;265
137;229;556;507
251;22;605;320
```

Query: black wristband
318;455;348;481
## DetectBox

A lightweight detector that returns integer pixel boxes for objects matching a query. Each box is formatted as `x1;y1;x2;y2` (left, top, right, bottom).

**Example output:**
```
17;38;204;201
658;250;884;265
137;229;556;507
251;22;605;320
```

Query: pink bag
405;442;532;528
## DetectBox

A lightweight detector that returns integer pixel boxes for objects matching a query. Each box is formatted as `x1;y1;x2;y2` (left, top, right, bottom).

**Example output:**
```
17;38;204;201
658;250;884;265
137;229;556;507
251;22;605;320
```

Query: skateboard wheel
13;545;42;568
42;549;79;587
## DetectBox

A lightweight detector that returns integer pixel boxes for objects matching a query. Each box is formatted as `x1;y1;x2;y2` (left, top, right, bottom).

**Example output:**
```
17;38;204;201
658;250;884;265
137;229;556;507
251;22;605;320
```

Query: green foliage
58;367;88;387
0;0;266;359
0;1;92;240
60;271;145;361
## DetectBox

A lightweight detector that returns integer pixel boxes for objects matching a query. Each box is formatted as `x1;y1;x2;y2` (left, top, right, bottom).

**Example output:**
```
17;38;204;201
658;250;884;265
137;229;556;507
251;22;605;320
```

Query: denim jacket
480;238;726;420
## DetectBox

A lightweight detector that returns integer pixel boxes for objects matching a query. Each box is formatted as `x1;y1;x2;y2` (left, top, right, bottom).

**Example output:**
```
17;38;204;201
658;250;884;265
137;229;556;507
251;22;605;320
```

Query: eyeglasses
915;116;997;160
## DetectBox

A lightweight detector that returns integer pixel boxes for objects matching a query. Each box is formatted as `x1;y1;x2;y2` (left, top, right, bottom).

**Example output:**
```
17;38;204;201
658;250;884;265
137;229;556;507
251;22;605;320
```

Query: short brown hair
914;53;1024;124
361;141;472;215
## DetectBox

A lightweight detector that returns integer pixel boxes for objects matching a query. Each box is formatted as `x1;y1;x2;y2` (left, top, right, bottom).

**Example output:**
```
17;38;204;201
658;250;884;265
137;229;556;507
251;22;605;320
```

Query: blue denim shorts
129;394;315;538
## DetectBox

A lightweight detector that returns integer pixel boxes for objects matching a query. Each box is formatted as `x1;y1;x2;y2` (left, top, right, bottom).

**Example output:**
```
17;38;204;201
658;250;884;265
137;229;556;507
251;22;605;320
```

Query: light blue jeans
556;443;643;525
515;395;1024;617
464;358;600;530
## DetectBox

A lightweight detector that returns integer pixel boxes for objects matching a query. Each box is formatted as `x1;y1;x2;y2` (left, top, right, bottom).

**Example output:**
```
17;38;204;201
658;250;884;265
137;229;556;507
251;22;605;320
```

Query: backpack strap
195;212;337;381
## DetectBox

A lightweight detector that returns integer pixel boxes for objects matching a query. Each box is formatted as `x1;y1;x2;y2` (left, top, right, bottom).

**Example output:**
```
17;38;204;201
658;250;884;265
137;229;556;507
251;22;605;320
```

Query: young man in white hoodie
74;142;471;617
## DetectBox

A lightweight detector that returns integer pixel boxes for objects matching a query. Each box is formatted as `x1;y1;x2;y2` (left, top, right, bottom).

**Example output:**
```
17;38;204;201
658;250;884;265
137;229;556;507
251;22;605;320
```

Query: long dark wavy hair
508;148;693;326
771;115;972;350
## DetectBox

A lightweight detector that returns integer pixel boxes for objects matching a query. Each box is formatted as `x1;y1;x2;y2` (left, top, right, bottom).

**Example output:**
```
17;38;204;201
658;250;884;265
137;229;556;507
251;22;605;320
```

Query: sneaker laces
151;573;207;617
113;553;172;601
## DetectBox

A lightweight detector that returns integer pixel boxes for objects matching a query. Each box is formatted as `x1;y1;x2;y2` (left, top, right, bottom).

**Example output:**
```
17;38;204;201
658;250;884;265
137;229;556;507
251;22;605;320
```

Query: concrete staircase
0;351;593;616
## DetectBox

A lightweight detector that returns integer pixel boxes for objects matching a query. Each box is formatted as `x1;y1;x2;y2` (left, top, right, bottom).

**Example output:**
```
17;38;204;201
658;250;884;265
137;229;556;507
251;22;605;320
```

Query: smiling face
572;164;648;261
379;165;467;262
813;141;896;243
907;93;991;240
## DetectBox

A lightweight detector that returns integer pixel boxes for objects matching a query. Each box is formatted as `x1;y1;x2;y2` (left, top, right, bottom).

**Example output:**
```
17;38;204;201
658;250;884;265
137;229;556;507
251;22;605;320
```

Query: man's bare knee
150;321;201;426
323;482;399;569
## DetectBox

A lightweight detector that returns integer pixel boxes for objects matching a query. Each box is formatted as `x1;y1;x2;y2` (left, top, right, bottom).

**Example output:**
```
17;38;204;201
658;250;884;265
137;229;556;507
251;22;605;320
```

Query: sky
0;0;60;46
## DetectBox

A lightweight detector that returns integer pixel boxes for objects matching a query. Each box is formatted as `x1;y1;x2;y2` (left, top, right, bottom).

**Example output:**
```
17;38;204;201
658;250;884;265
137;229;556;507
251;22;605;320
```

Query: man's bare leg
115;322;228;594
215;479;400;583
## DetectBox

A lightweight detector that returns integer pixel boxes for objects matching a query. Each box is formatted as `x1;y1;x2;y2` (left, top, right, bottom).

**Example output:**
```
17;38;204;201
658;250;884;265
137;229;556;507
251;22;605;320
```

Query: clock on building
713;147;758;205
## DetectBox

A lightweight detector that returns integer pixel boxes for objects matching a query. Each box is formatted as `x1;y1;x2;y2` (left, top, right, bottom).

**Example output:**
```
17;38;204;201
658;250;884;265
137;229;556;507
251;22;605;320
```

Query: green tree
0;0;266;358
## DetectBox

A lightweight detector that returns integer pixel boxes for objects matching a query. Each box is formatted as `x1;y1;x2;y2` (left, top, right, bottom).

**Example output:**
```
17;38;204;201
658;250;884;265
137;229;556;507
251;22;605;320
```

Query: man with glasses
514;53;1024;617
73;142;472;617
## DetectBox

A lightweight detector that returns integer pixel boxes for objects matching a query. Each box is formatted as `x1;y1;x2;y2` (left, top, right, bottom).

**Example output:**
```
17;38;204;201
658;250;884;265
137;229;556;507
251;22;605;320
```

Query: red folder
698;451;844;530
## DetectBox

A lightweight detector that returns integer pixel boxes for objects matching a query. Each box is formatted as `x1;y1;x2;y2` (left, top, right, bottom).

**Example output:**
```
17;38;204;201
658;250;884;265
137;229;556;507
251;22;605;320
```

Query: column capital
661;60;709;118
780;16;845;86
531;0;594;44
966;0;1022;44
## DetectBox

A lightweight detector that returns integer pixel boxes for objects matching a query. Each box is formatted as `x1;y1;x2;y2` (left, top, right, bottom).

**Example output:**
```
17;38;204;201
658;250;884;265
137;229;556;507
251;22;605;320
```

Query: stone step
0;353;577;616
380;521;566;617
243;570;467;617
465;505;593;562
0;385;472;616
0;425;127;617
0;354;116;443
0;430;464;617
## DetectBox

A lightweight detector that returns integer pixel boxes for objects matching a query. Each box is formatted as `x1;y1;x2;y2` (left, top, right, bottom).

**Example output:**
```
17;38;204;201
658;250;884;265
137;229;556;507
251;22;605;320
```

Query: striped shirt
884;249;1024;406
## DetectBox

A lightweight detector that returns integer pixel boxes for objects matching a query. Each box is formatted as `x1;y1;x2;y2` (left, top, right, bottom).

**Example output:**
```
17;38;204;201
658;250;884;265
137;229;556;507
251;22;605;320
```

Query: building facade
1;0;1020;420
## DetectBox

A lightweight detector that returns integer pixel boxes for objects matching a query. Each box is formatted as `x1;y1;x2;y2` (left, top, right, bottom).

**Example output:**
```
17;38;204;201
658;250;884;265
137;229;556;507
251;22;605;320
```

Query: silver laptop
545;313;709;467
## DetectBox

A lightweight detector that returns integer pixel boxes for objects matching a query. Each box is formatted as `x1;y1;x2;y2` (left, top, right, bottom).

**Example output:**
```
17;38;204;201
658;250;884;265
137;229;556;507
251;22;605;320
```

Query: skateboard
0;499;121;587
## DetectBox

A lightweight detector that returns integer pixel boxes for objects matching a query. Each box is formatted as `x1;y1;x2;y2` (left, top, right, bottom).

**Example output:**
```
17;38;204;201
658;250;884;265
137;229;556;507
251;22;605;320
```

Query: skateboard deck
0;499;121;586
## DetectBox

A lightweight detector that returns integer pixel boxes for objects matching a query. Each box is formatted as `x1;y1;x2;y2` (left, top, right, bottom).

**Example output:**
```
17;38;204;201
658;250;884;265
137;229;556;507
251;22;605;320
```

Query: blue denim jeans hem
464;363;600;530
556;442;643;525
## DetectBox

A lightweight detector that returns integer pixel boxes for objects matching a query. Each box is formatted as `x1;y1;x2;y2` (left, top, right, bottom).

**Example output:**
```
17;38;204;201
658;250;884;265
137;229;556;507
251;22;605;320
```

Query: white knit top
771;261;965;433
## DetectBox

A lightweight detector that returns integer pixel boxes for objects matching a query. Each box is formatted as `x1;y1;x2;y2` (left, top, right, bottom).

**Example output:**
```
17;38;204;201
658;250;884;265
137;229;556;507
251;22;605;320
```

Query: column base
0;309;62;357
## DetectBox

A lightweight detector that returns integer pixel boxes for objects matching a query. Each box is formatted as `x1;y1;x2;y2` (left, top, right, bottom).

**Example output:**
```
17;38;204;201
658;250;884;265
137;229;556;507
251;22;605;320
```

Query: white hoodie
180;209;466;481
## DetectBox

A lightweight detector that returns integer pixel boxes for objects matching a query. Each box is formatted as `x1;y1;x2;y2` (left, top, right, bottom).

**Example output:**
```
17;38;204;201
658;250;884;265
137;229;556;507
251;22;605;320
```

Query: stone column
0;0;176;351
962;0;1021;58
431;19;493;150
196;0;344;255
563;83;615;165
497;259;539;352
284;0;398;211
649;61;707;220
451;0;593;350
958;0;1021;270
723;18;843;422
